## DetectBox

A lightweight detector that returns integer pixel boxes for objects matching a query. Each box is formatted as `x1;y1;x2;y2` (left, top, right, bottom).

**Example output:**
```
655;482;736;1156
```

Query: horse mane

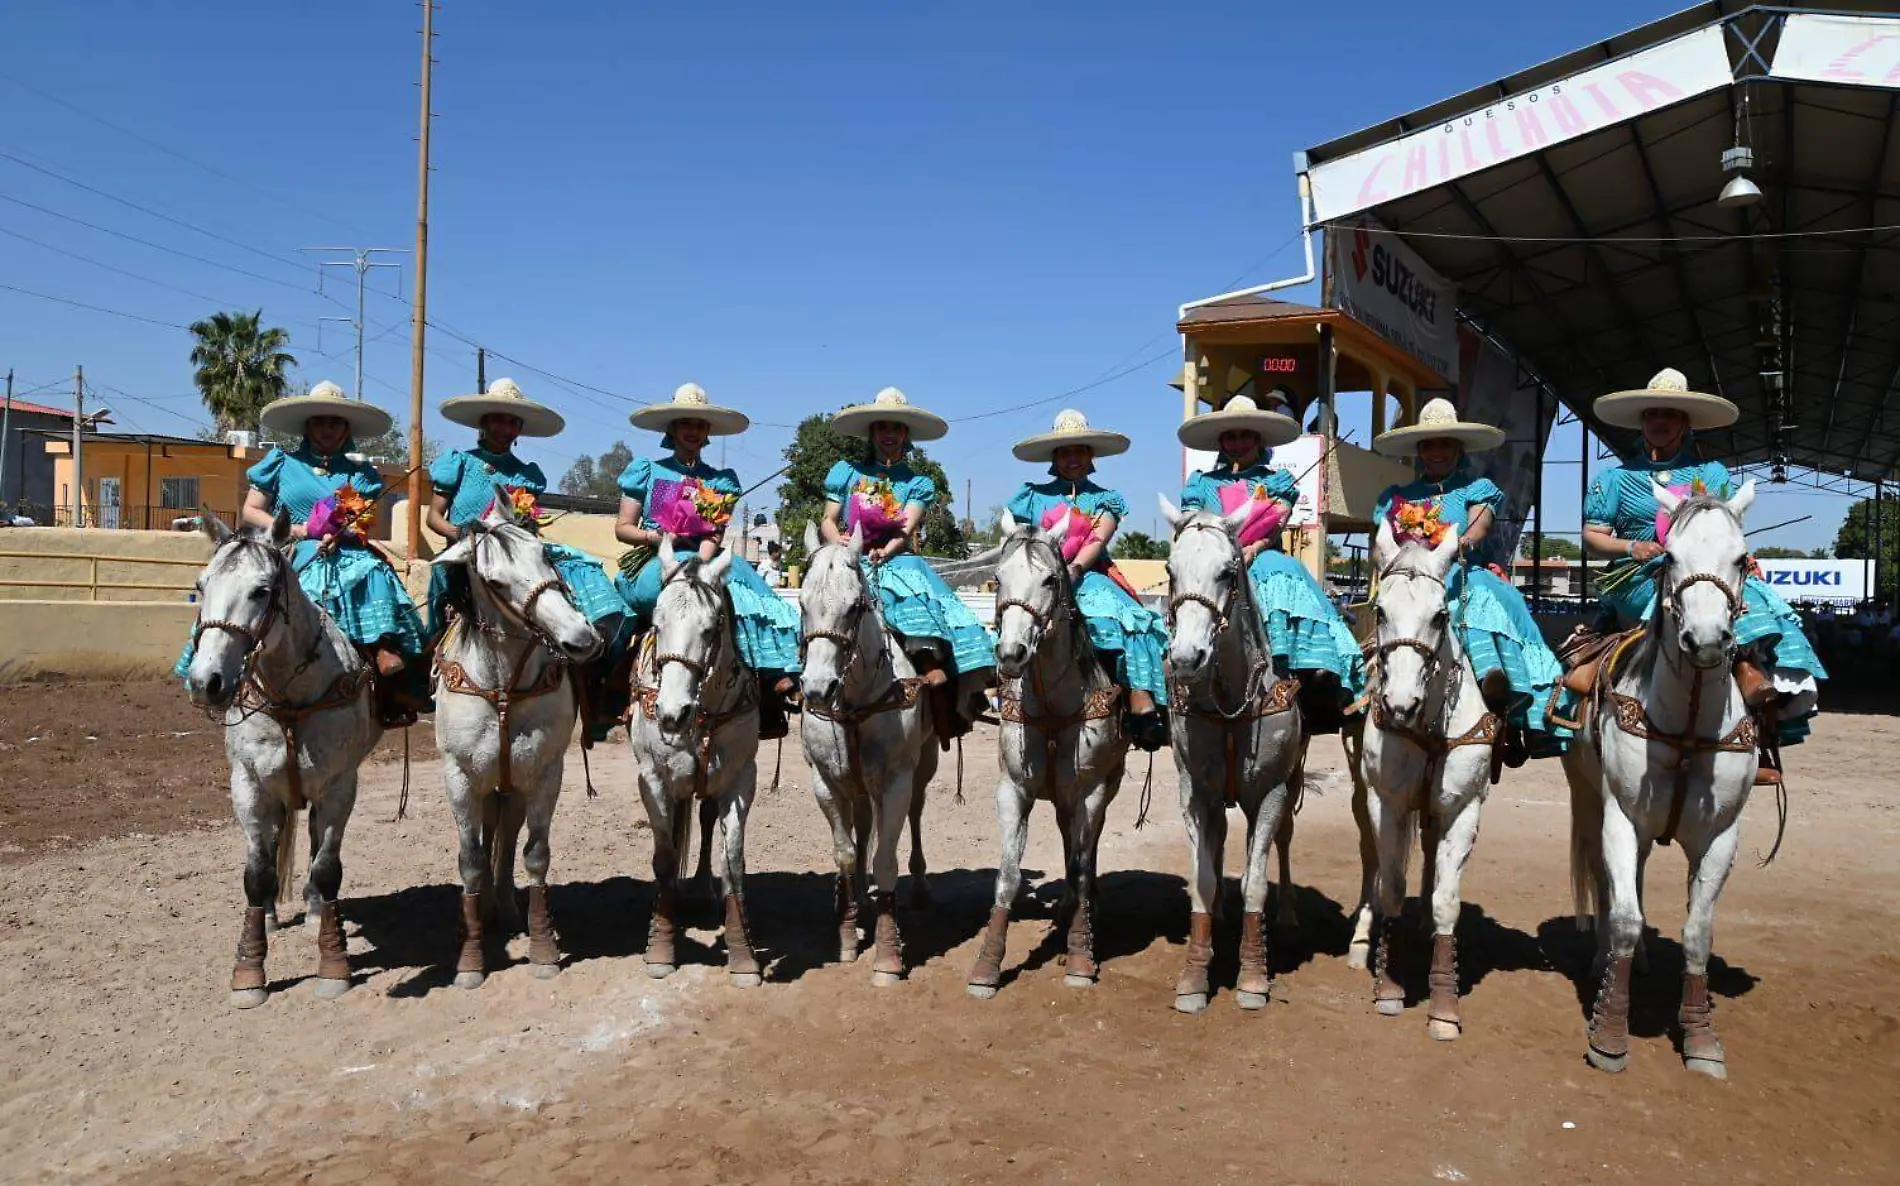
999;528;1101;675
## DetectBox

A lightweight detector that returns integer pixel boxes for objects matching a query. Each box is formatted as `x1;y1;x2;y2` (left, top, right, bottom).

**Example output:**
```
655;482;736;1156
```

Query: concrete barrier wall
0;527;210;603
0;599;195;681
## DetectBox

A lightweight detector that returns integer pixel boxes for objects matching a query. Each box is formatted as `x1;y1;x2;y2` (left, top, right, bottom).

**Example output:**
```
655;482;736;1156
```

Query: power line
949;346;1179;424
0;281;185;328
0;222;274;315
88;380;209;432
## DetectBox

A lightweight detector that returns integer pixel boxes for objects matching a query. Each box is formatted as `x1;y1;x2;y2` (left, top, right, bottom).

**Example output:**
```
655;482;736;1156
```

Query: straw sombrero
439;377;565;438
259;380;392;439
1012;408;1129;463
629;382;749;436
1372;397;1505;457
1593;367;1738;431
829;387;948;442
1176;394;1300;452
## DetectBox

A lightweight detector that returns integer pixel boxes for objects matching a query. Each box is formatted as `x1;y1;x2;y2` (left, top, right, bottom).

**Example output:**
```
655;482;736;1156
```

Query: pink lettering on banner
1459;126;1480;170
1403;144;1430;192
1823;35;1900;83
1355;156;1394;208
1514;104;1548;149
1618;70;1684;110
1485;116;1507;159
1583;82;1620;120
1550;91;1587;137
1438;135;1452;178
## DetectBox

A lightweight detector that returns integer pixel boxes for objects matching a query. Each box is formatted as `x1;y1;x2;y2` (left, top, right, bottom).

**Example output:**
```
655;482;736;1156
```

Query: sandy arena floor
1;678;1896;1185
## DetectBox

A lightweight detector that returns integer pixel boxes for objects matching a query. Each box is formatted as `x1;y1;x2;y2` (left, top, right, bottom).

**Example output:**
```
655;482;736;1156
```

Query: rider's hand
288;523;309;542
1066;563;1085;583
1241;541;1266;564
1631;540;1665;563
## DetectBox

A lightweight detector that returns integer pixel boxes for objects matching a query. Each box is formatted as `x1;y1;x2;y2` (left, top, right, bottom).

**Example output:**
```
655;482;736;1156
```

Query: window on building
159;476;200;510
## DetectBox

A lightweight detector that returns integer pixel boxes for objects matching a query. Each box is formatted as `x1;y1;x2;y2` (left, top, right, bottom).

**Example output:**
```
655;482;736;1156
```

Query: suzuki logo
1352;225;1371;281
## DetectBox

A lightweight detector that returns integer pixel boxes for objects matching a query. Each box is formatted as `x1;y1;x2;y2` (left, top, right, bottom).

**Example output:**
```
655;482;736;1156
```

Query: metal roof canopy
1302;2;1900;483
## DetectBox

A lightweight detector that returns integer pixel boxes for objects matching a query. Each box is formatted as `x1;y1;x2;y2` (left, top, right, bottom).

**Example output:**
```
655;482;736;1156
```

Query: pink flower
1038;503;1096;563
1216;481;1288;548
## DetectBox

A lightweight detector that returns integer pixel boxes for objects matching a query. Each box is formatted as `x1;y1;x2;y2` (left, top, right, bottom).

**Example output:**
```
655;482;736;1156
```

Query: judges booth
1174;295;1441;585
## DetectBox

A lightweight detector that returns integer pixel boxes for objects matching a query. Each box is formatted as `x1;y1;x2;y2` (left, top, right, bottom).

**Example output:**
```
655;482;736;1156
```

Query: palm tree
188;310;296;434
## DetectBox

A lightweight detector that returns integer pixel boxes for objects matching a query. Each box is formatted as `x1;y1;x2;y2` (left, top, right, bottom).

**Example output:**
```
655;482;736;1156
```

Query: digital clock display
1259;354;1300;375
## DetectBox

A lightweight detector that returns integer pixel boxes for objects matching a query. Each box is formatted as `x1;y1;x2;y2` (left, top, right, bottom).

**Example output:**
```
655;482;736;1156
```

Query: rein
629;573;758;800
1365;559;1501;796
800;549;930;799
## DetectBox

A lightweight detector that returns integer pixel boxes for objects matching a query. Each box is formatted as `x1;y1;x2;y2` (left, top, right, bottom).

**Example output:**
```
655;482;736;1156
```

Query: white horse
1354;522;1499;1041
966;514;1127;998
628;546;765;986
432;499;603;989
1564;481;1761;1079
184;510;379;1009
1160;497;1306;1013
798;522;939;985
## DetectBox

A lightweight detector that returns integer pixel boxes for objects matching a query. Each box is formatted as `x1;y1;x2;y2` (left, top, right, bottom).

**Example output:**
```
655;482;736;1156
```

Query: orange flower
1390;498;1449;547
684;478;737;529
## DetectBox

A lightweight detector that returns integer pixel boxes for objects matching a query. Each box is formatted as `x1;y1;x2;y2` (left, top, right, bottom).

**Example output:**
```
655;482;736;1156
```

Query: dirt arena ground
2;677;1897;1185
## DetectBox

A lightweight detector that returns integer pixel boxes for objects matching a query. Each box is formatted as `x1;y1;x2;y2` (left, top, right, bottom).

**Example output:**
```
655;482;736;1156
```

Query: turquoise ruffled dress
823;458;996;681
1180;458;1367;707
1582;448;1826;744
424;445;624;637
174;443;427;693
1376;462;1567;751
613;455;801;675
1005;476;1168;706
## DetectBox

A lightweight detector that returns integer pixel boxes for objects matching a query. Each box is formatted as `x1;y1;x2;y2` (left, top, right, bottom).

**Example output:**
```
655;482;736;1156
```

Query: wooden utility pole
72;366;84;528
476;346;486;394
405;1;437;556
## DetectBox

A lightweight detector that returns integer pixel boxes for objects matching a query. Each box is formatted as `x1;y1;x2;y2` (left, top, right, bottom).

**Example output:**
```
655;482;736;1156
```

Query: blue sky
0;1;1853;550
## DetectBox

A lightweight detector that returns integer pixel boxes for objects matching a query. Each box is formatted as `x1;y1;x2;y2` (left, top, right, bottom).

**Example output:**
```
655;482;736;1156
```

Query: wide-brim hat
629;382;749;435
439;377;565;437
1012;408;1130;462
829;386;948;442
259;380;392;439
1593;367;1738;431
1373;397;1505;457
1176;394;1300;452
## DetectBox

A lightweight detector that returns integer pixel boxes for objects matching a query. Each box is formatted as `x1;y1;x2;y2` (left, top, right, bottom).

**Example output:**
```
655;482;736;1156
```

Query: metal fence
0;547;202;600
39;504;237;531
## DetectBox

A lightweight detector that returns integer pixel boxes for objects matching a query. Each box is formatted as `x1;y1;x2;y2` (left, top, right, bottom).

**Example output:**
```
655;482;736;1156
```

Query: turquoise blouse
1375;461;1507;568
1583;445;1733;543
248;441;385;521
431;445;547;526
824;458;938;511
1005;475;1130;527
618;455;743;533
1180;457;1298;516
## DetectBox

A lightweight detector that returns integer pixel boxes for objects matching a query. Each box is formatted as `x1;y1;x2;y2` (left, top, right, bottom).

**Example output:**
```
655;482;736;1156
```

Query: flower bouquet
1217;481;1289;548
652;477;737;540
846;477;906;544
1387;497;1450;549
306;483;375;548
1038;503;1097;563
483;485;552;530
1653;478;1708;546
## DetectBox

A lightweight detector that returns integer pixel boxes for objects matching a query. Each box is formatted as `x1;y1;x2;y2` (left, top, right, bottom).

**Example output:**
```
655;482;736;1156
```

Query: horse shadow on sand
1535;915;1760;1042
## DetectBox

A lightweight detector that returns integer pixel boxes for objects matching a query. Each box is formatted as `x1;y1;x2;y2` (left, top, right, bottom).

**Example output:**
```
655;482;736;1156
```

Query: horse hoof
645;962;676;980
1236;990;1269;1011
1174;993;1209;1015
262;912;281;935
1684;1056;1728;1080
1586;1046;1629;1074
729;972;763;989
312;976;352;1000
1063;974;1096;990
872;971;904;987
453;971;487;991
229;988;268;1010
1346;944;1370;971
1376;998;1405;1017
531;962;562;980
966;983;999;1000
1428;1018;1462;1042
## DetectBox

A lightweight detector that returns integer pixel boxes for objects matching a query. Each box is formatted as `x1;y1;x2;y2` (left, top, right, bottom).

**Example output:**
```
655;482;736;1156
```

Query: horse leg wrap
967;906;1011;990
314;900;350;982
1678;972;1725;1070
1174;911;1214;999
835;873;860;961
1427;933;1461;1030
231;906;269;993
1236;911;1270;997
870;891;904;977
723;893;761;977
456;893;486;976
1373;919;1406;1012
646;886;679;970
1066;897;1099;982
527;885;560;968
1588;954;1635;1065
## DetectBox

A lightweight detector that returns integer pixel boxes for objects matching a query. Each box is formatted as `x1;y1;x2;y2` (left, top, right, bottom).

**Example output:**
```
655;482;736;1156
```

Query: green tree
1518;534;1582;560
1831;497;1899;598
1809;546;1831;559
1753;545;1808;560
557;439;635;500
188;310;296;434
351;419;441;468
776;414;966;569
1112;530;1170;561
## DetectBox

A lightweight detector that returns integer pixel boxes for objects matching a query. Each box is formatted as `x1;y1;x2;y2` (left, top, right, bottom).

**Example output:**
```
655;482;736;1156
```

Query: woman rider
1004;408;1170;752
1372;397;1567;764
821;387;996;746
1566;367;1825;784
1176;392;1366;731
614;383;801;738
173;381;428;726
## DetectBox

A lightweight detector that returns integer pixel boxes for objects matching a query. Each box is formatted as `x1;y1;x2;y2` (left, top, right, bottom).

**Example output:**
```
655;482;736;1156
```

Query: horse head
992;510;1073;679
186;509;294;709
799;518;877;710
649;540;736;736
1655;480;1755;670
1160;493;1253;682
434;484;602;663
1369;515;1461;727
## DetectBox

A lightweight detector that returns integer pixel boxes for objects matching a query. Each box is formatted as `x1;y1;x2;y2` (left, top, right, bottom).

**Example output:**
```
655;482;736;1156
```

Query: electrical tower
301;246;408;402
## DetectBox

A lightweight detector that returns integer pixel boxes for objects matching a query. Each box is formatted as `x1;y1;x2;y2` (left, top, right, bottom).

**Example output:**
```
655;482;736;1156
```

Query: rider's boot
1122;687;1167;752
1479;669;1528;768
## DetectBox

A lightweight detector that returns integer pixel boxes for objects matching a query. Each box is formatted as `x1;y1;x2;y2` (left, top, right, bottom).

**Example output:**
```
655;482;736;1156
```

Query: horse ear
1373;515;1398;566
1220;498;1253;538
703;550;734;585
658;534;680;581
270;506;293;549
1158;494;1183;531
1430;525;1461;574
803;520;822;554
999;509;1021;536
1728;478;1756;519
201;512;233;547
486;480;513;525
846;521;865;559
435;535;474;567
1653;481;1685;515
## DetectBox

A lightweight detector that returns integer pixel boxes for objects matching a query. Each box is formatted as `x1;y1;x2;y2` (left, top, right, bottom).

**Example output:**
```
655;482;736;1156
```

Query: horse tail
1568;760;1601;930
1397;803;1420;904
275;809;301;905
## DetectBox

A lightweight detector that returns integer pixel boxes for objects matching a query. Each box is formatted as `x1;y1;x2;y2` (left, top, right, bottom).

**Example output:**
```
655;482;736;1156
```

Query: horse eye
1432;610;1449;627
1041;573;1059;588
249;586;269;601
